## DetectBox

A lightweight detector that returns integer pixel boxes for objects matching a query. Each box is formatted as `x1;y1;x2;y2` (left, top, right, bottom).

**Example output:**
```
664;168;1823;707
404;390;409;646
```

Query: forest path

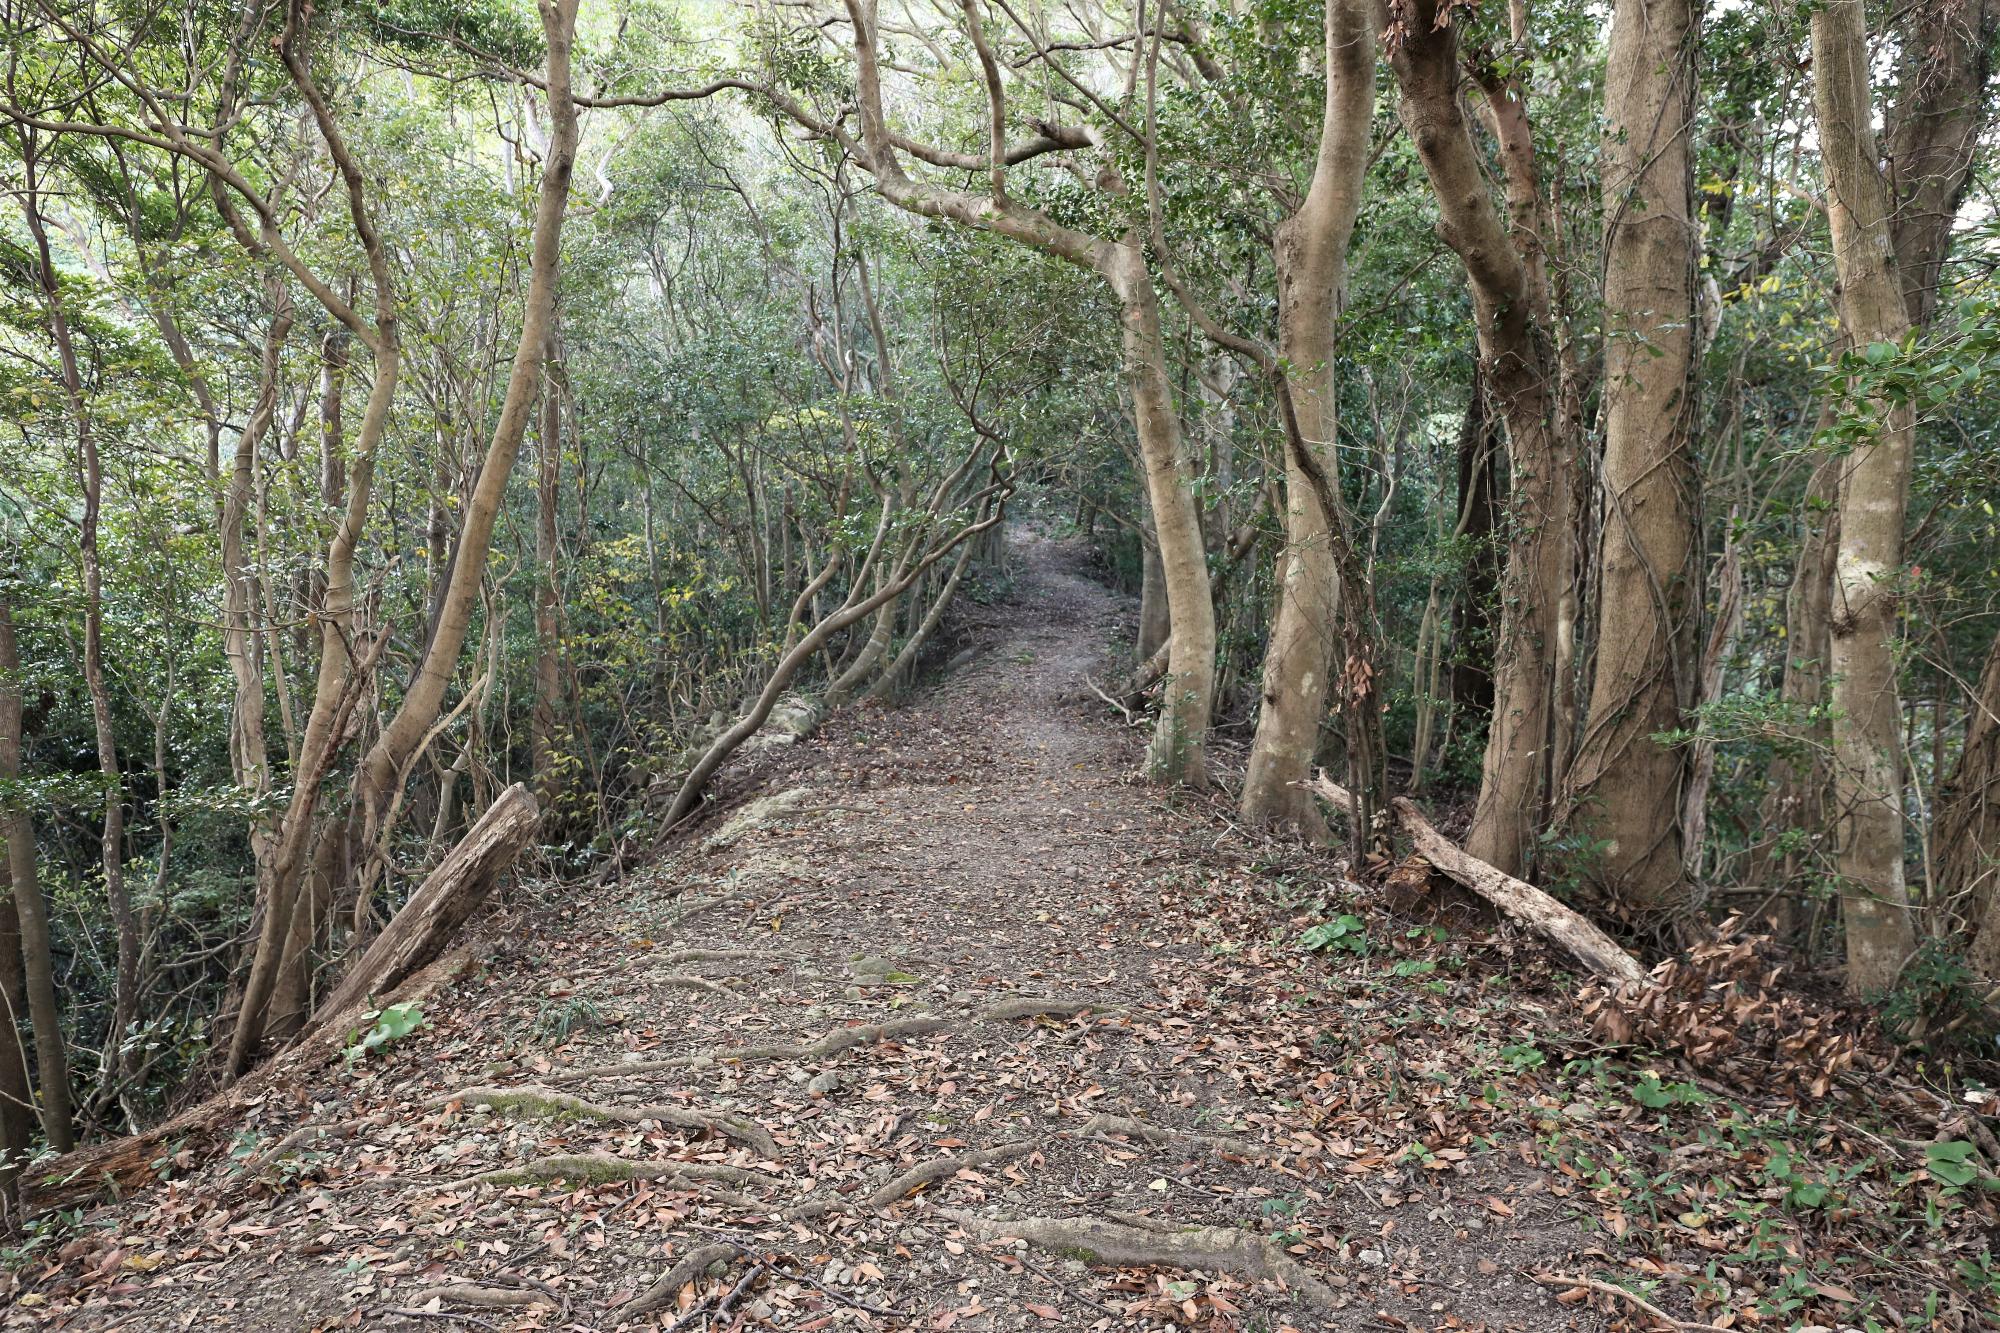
11;533;1597;1332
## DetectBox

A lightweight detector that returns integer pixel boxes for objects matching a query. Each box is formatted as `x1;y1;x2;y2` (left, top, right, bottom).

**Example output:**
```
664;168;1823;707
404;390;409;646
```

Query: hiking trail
9;534;1612;1331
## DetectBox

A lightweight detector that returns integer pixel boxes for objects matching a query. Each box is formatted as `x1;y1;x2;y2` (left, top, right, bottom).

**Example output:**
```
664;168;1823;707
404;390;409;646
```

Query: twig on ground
1528;1272;1736;1332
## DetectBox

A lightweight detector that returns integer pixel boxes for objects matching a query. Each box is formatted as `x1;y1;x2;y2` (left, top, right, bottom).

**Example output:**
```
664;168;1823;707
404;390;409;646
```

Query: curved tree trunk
1387;0;1569;877
342;1;580;949
1565;0;1699;914
1240;0;1375;840
1101;240;1216;785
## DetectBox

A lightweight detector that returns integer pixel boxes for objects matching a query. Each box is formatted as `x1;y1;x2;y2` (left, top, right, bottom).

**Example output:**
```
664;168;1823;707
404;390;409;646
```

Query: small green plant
343;1000;426;1068
1924;1139;1983;1193
1499;1042;1546;1073
1301;914;1368;955
532;994;606;1043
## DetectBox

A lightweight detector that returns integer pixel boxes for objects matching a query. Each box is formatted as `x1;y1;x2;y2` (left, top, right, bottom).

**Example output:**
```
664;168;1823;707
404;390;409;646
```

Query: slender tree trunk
0;589;68;1152
19;170;138;1100
532;324;565;809
1565;0;1700;913
1136;523;1168;662
1809;0;1920;995
825;574;898;708
0;880;29;1238
1448;364;1501;717
1240;0;1374;838
347;0;581;887
1102;240;1216;785
1753;451;1838;933
1387;0;1569;876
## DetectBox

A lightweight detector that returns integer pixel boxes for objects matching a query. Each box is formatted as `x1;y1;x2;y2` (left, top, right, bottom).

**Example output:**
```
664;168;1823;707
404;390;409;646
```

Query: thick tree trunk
1240;0;1374;840
1388;0;1568;876
1810;0;1920;995
0;590;68;1151
1565;0;1700;913
1884;0;1997;329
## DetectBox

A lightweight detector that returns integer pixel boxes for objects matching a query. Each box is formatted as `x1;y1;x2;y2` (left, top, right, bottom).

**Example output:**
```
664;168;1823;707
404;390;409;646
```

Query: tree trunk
19;168;138;1104
1753;451;1838;933
1102;240;1216;786
825;572;898;708
1388;0;1569;876
313;786;538;1024
0;589;68;1151
1946;637;2000;978
1448;363;1502;718
1565;0;1699;913
1239;0;1374;840
1809;0;1920;995
0;882;30;1237
868;538;976;700
347;0;581;873
532;324;566;809
1136;522;1169;662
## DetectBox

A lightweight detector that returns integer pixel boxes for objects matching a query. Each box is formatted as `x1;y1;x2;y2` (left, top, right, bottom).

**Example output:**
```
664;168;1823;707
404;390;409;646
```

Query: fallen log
314;783;539;1021
1311;774;1649;988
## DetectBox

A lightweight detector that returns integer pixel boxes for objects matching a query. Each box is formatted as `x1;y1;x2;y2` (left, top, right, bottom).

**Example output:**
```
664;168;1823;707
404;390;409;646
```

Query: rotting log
1312;773;1649;988
314;783;539;1022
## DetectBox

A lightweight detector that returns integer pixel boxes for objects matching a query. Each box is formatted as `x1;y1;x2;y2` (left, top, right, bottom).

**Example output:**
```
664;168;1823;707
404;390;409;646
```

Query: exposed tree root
626;1241;743;1318
550;995;1118;1085
940;1210;1341;1311
1074;1113;1261;1159
654;973;740;998
868;1140;1037;1210
663;948;783;968
241;1113;390;1175
420;1282;553;1310
442;1152;782;1193
437;1084;781;1159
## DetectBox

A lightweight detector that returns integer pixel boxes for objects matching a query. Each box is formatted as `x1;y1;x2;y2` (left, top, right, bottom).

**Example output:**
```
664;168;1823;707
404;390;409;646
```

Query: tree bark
1386;0;1569;876
1809;0;1921;995
0;588;68;1151
1239;0;1374;839
1448;364;1502;717
349;1;581;861
1946;638;2000;978
532;323;566;809
18;160;138;1103
1565;0;1700;913
1102;240;1216;785
313;786;538;1023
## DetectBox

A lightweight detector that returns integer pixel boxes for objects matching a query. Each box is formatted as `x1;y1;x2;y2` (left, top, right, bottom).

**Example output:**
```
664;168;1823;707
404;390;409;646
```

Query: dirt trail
6;534;1602;1332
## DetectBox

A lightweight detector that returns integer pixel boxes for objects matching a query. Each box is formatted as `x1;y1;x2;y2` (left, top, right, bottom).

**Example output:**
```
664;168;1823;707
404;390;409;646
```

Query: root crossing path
12;536;1603;1332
